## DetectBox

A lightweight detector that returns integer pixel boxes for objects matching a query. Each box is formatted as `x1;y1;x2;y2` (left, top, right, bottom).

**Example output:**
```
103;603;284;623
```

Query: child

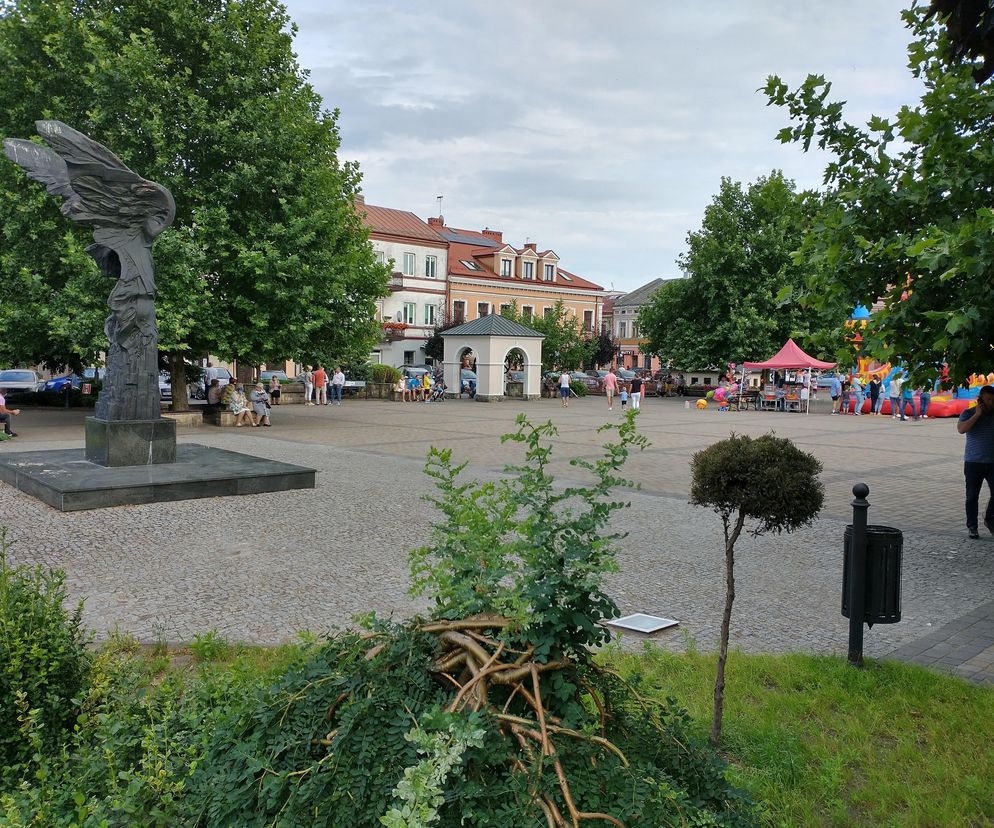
619;385;629;410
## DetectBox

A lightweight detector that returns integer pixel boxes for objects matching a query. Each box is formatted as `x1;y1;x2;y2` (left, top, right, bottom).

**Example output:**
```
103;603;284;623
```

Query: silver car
0;369;44;394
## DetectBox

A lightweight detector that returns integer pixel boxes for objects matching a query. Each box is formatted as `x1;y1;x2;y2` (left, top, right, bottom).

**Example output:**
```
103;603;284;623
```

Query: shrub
690;433;823;746
371;364;402;384
568;379;587;397
0;530;89;788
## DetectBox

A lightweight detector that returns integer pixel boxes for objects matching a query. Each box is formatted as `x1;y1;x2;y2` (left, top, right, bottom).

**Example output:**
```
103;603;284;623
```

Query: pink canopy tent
743;338;836;371
742;339;836;413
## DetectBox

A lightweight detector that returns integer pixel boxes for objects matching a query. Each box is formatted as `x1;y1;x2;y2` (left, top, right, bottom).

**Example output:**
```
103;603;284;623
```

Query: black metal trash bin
842;524;902;626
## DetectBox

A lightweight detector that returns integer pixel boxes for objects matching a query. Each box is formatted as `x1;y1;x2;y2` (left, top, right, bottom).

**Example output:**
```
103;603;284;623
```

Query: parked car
260;370;289;383
0;369;44;394
43;374;80;392
505;370;525;383
191;366;232;399
570;371;601;391
159;371;174;401
401;366;432;379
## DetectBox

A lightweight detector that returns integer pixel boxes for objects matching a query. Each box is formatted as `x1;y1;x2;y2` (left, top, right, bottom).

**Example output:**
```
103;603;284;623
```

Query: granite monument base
0;444;315;512
85;417;177;466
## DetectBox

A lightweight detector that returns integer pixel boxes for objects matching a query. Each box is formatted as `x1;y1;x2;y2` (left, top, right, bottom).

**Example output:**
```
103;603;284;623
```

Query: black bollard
847;483;870;667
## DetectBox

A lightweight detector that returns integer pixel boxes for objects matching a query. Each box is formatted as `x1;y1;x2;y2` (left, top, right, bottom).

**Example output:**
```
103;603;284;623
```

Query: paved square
1;397;992;680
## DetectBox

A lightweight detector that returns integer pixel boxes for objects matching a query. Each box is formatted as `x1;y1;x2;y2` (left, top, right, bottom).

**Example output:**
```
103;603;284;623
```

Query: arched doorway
504;346;529;398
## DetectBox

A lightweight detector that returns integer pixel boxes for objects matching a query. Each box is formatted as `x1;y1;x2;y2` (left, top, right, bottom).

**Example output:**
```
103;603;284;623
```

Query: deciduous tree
0;0;388;408
638;173;834;369
765;6;994;385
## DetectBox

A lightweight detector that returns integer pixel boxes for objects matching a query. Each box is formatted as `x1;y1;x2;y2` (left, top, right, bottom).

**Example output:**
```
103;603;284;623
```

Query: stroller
426;381;447;403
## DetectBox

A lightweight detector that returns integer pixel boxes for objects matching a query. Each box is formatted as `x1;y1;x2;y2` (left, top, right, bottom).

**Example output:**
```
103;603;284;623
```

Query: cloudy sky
283;1;923;292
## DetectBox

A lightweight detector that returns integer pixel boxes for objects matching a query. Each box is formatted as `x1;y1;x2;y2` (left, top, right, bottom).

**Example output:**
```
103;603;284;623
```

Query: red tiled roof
360;203;446;244
445;239;602;291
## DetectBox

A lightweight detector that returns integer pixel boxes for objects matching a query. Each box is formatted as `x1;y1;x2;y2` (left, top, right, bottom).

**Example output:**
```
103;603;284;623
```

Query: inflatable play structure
845;306;990;417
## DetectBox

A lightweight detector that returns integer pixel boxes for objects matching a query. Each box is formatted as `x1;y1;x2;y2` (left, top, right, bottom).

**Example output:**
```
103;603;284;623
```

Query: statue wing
4;120;174;235
2;137;76;201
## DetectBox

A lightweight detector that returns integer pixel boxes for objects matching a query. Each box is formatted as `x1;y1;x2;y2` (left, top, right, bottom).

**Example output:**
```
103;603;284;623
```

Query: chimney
524;242;537;252
427;216;444;229
354;194;365;206
482;227;503;243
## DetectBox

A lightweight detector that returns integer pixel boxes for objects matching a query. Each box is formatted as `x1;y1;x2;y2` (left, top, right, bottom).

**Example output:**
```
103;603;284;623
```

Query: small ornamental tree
690;433;823;747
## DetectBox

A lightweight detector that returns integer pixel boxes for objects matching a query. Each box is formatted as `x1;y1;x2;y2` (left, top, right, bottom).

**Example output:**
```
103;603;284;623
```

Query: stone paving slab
0;399;992;683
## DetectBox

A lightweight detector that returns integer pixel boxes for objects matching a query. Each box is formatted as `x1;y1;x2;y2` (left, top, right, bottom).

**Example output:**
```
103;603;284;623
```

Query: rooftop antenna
436;194;443;216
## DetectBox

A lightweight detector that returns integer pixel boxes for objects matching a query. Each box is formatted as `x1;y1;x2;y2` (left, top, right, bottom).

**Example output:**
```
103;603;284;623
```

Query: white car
0;369;44;394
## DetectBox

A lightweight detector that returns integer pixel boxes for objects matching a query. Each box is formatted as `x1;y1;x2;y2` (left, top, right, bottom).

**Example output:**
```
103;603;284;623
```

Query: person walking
957;385;994;539
302;365;314;405
603;368;618;411
559;370;571;408
840;375;851;415
312;365;328;405
269;374;281;405
305;365;315;403
868;375;883;415
901;381;917;421
0;388;21;437
630;373;643;410
889;373;904;419
830;373;842;415
331;366;345;405
920;386;932;419
851;376;865;416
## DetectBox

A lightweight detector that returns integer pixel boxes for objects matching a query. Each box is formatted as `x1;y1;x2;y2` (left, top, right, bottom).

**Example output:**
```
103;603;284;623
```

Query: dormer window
544;263;555;281
522;261;533;279
500;258;512;277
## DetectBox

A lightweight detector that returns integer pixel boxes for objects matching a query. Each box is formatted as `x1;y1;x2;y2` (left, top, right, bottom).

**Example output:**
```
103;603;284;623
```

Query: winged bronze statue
4;120;175;421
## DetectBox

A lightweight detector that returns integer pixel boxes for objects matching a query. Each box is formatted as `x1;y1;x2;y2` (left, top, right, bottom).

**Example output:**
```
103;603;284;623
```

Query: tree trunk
711;509;745;748
168;350;191;413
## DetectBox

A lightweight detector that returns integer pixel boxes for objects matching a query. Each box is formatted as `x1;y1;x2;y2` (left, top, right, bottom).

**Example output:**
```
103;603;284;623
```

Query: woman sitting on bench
228;384;255;427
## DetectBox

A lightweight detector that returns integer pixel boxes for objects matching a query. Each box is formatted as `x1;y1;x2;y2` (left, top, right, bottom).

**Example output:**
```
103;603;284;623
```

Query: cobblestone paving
1;399;992;673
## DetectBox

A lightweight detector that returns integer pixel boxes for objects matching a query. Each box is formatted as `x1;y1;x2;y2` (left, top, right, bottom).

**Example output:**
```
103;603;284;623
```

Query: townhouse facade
428;218;605;334
359;197;448;367
610;278;665;372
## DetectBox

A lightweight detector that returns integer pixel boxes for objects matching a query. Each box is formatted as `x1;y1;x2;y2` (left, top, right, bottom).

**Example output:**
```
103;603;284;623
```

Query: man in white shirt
559;370;571;407
331;367;346;405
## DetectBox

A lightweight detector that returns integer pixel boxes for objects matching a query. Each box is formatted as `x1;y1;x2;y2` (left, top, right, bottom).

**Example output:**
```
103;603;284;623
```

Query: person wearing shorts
603;369;618;411
559;370;571;407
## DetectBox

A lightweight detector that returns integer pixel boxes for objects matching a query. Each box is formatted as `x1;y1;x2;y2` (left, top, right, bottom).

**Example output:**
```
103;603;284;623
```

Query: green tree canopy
500;300;594;373
765;6;994;385
0;0;388;386
638;172;837;369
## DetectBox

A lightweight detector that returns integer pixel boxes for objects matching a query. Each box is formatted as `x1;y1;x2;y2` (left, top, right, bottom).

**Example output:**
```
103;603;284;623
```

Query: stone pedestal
85;417;177;467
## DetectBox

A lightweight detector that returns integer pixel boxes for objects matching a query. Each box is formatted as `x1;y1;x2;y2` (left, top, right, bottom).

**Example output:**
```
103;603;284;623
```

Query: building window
477;302;490;318
544;263;555;281
425;255;437;278
522;305;534;322
402;302;417;324
523;261;533;279
460;259;483;271
453;301;466;323
424;304;436;326
499;304;511;316
543;306;554;319
643;354;652;369
583;310;593;332
618;321;627;338
632;324;639;338
375;250;386;264
402;252;415;275
404;351;415;365
500;258;512;277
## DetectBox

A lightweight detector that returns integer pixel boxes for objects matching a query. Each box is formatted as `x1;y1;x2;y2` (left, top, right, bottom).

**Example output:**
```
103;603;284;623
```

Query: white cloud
285;0;922;291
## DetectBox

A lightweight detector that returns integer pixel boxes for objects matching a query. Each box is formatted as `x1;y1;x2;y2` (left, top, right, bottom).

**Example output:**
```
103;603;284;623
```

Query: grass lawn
114;634;994;827
603;645;994;827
